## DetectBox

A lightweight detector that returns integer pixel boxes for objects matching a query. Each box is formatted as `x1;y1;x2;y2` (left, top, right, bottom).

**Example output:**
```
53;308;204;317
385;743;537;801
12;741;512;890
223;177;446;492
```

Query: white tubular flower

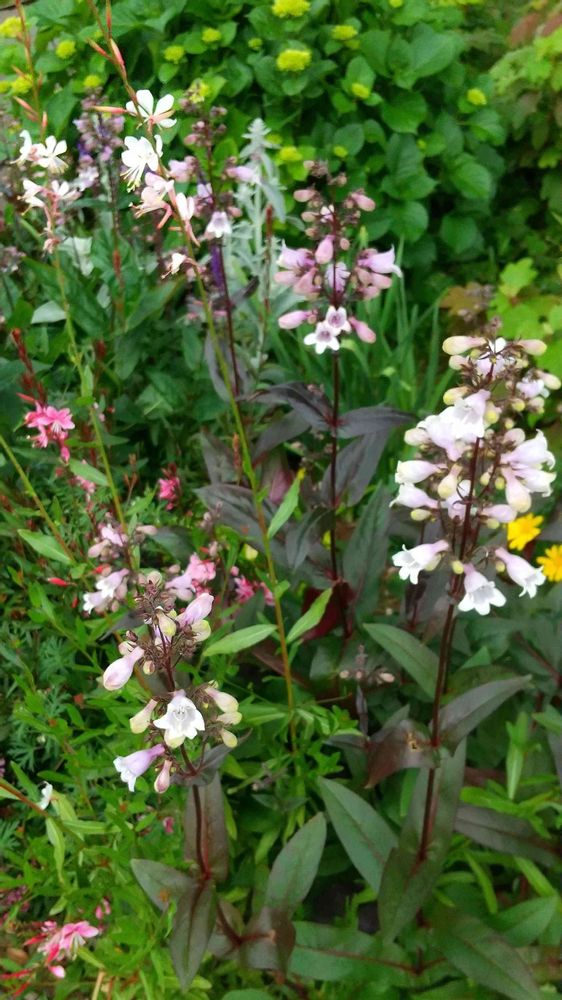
103;643;144;691
390;484;439;510
442;335;485;355
114;745;165;792
205;210;231;239
38;782;53;810
121;135;163;189
392;540;449;584
395;460;440;485
35;136;67;173
205;686;240;715
495;547;545;598
125;89;176;129
458;565;506;616
129;699;158;734
304;321;341;355
153;691;205;748
324;305;351;335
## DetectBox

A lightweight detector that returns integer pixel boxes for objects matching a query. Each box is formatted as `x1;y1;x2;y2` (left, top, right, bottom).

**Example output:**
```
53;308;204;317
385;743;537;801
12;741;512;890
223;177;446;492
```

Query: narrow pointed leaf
318;778;397;892
264;814;326;916
364;623;437;697
130;859;190;911
286;589;332;644
184;777;229;882
204;624;277;657
439;676;531;749
18;529;72;566
169;877;216;990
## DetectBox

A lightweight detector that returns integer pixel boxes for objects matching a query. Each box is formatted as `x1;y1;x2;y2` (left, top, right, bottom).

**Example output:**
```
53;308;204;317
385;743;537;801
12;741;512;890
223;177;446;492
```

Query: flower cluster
391;327;558;614
23;400;75;463
26;919;99;980
103;574;241;793
231;566;274;606
74;89;124;190
157;465;181;509
275;166;401;354
14;130;84;252
82;519;157;614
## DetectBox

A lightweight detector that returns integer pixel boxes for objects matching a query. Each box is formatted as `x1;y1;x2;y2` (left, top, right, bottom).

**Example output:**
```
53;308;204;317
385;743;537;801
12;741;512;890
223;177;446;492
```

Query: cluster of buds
275;165;401;354
14;131;82;252
22;398;74;463
391;327;558;614
73;88;124;190
103;574;241;793
82;518;157;614
157;465;181;509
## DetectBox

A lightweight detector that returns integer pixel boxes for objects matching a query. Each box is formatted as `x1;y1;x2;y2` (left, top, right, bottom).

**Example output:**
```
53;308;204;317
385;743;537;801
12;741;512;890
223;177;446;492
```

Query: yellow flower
272;0;310;15
507;514;544;551
11;76;32;94
276;48;311;72
83;74;102;88
0;16;22;39
248;37;263;50
467;87;487;106
279;145;301;162
537;545;562;582
56;39;76;59
351;82;370;100
164;44;185;63
202;27;221;44
331;25;358;41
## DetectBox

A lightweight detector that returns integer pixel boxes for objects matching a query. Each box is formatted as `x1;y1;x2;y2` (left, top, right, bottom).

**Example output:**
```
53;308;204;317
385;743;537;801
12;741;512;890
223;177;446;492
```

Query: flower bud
411;508;432;521
448;355;466;371
442;336;483;355
221;729;238;748
443;387;468;405
479;472;491;487
451;560;464;575
485;518;500;529
518;339;546;356
130;699;157;734
495;559;506;573
495;476;506;490
154;759;172;793
437;466;460;500
404;427;428;447
540;372;561;391
146;571;163;586
485;405;500;424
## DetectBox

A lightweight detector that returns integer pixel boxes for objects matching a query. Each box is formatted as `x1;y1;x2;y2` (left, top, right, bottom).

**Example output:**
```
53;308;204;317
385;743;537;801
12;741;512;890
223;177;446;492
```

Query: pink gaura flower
158;469;181;509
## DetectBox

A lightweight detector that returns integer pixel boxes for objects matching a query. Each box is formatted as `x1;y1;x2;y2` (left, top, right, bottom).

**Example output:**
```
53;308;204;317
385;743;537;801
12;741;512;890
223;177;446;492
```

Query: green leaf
432;909;542;1000
363;623;437;697
264;814;326;916
267;477;300;539
490;897;558;946
499;258;538;298
18;529;72;566
46;818;65;881
204;624;277;657
31;301;66;324
318;778;397;893
222;992;272;1000
378;742;466;941
439;676;531;750
68;459;109;487
184;777;229;883
286;589;332;644
381;92;427;133
439;214;480;255
169;877;216;990
131;859;191;912
454;804;559;868
409;25;459;79
290;923;408;983
449;155;493;200
333;123;365;156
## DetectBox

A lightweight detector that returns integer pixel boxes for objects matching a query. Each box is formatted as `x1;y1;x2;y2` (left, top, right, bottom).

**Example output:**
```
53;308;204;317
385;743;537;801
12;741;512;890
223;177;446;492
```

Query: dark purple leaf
240;906;296;972
454;804;561;868
343;486;391;619
253;411;310;462
169;877;216;990
320;433;390;507
439;676;531;750
152;526;192;564
264;814;327;917
285;508;330;570
366;719;435;788
337;405;409;440
199;430;237;484
184;777;229;883
256;381;332;431
130;859;190;912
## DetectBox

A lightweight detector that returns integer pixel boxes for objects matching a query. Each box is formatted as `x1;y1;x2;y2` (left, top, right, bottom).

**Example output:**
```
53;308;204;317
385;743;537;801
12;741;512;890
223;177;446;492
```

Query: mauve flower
114;744;165;791
315;235;333;264
349;316;376;343
304;321;340;355
176;592;214;640
154;758;172;793
278;308;316;329
205;210;231;239
102;642;144;691
495;547;545;598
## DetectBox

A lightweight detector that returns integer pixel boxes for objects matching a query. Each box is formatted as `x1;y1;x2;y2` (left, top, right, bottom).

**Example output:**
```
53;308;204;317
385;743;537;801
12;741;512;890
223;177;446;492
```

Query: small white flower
121;135;163;189
168;252;187;275
21;179;44;209
458;566;506;616
495;548;545;599
392;540;449;585
125;89;176;129
205;210;231;239
35;136;67;174
38;782;53;810
304;321;341;355
324;305;351;334
14;130;38;166
153;691;205;748
395;460;440;485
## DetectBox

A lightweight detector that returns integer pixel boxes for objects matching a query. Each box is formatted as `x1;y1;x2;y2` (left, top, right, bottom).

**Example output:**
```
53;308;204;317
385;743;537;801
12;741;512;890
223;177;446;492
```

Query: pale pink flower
392;539;449;584
495;547;545;598
205;210;231;239
102;641;144;690
278;308;316;329
158;472;181;509
458;565;506;615
315;235;333;264
324;305;351;334
349;316;376;343
304;321;341;355
114;744;165;791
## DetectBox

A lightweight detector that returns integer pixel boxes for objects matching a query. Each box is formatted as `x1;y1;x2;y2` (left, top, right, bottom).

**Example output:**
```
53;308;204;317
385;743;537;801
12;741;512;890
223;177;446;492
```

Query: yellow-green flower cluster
351;82;370;100
272;0;310;16
276;48;311;72
248;37;263;50
278;145;301;162
164;44;185;64
202;27;221;45
56;39;76;59
11;76;32;94
466;87;487;106
0;16;21;39
332;24;358;41
83;74;102;89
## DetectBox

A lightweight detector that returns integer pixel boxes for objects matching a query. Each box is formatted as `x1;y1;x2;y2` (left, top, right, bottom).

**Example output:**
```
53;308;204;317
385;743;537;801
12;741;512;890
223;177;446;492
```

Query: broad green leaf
204;624;277;657
439;676;531;749
364;623;437;697
381;92;427;133
409;25;459;79
18;529;72;566
169;878;216;990
318;778;397;893
449;155;493;200
490;897;558;947
378;742;466;940
286;589;332;644
184;777;229;883
264;814;326;916
267;477;300;539
68;459;109;487
433;909;542;1000
130;859;191;912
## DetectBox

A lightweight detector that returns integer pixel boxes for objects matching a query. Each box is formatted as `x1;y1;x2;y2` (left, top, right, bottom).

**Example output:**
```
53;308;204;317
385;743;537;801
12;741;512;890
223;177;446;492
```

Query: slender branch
329;353;350;636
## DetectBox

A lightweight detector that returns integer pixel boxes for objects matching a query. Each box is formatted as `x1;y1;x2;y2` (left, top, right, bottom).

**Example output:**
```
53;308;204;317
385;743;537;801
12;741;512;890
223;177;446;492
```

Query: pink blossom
166;553;217;600
278;309;316;329
233;573;256;603
349;316;376;343
158;471;181;509
315;235;333;264
36;920;99;978
114;744;165;792
102;642;144;690
274;245;319;297
24;401;74;459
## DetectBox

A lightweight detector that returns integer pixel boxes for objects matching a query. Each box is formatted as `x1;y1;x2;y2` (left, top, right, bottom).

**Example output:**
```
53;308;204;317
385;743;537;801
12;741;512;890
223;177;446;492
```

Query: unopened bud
479;472;491;487
451;560;464;575
411;508;432;521
130;699;157;734
146;571;163;586
495;559;506;573
519;339;547;356
442;335;483;355
495;476;506;490
443;387;468;405
438;468;459;499
486;518;500;529
485;405;500;424
504;418;515;430
512;399;525;412
448;355;465;370
541;372;561;391
143;659;155;674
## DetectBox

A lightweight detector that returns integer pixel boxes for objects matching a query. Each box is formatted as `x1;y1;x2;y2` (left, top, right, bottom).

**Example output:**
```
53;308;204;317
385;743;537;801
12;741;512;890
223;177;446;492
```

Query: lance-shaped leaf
286;589;332;644
337;404;408;439
343;486;391;620
184;777;229;882
289;923;411;984
267;476;300;539
257;381;332;430
490;896;558;947
319;433;393;507
204;624;277;658
439;676;531;750
240;907;296;973
364;623;437;698
130;859;191;912
199;430;237;484
432;908;542;1000
18;529;72;566
366;719;435;788
285;508;331;571
318;778;397;892
169;877;216;990
264;813;326;916
253;411;310;462
378;741;466;941
68;458;108;487
197;484;286;566
454;804;560;868
152;526;192;564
